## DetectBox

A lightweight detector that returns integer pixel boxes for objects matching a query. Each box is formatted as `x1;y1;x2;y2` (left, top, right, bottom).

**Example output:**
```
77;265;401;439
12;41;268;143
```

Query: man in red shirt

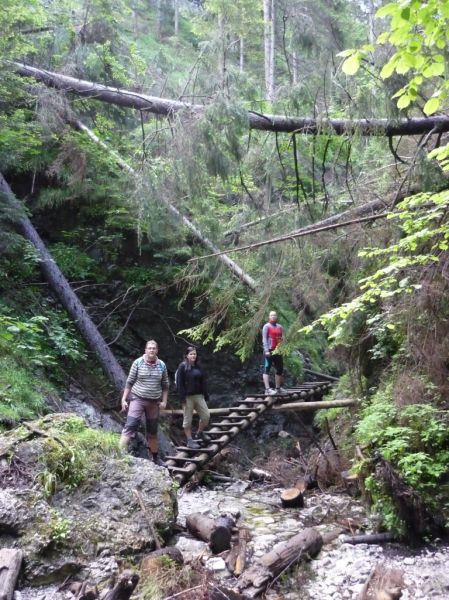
262;311;286;395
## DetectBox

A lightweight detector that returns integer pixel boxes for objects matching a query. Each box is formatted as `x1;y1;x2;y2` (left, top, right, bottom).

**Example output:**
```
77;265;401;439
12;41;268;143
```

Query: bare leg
263;373;271;389
119;434;131;449
198;419;209;432
147;433;158;454
275;374;283;389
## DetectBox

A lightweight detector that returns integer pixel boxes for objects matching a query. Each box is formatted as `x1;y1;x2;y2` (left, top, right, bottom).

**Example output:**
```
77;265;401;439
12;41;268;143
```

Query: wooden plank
162;398;352;417
0;548;23;600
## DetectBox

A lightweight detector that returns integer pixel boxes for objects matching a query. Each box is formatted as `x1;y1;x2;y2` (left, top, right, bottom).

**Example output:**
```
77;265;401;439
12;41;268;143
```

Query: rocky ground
173;482;449;600
5;390;449;600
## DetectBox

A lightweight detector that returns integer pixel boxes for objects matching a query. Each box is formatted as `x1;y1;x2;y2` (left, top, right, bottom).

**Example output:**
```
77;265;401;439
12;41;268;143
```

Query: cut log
358;563;403;600
186;513;235;554
341;469;360;496
234;528;251;576
249;468;272;481
0;548;23;600
0;173;126;392
280;487;304;508
237;528;322;597
14;63;449;137
342;532;397;545
101;570;139;600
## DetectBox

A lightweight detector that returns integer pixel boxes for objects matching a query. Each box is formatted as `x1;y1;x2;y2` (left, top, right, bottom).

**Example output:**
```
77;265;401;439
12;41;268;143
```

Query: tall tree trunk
263;0;275;102
0;173;127;392
15;62;449;137
292;51;299;84
155;0;162;40
174;0;179;36
72;119;257;290
239;37;244;73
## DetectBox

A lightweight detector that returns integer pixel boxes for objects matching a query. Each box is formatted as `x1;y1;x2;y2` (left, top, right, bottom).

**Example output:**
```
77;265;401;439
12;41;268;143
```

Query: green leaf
423;97;440;115
397;94;411;109
342;53;361;75
380;58;397;79
337;49;356;58
401;7;410;20
376;3;399;18
423;62;445;78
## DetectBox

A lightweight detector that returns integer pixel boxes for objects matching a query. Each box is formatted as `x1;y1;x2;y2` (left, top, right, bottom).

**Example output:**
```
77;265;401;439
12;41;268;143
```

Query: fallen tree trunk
341;532;397;545
72;120;257;290
190;191;417;261
237;528;323;597
0;173;127;391
14;63;449;137
186;513;235;554
0;548;23;600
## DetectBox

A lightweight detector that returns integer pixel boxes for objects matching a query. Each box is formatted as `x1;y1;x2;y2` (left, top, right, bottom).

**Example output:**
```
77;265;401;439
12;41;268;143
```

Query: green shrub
354;381;449;530
0;355;50;428
38;416;120;495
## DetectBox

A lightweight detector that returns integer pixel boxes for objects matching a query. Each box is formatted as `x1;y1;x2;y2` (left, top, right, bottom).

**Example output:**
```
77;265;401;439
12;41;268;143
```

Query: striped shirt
126;356;169;400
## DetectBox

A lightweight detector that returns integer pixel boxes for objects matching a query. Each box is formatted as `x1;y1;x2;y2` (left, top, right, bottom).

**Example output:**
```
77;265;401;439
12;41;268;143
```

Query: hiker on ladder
262;310;286;395
120;340;168;466
176;346;210;449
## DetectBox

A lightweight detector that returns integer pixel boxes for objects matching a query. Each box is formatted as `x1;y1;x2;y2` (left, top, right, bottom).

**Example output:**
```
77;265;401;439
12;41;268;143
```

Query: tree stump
280;487;304;508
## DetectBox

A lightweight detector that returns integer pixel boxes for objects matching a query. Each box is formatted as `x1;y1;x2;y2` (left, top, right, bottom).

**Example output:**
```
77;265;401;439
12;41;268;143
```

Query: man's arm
160;363;169;409
262;323;270;353
121;360;137;410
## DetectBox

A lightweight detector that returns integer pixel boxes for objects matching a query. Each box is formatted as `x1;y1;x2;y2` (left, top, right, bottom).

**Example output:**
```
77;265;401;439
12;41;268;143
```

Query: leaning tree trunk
14;62;449;137
71;119;257;290
0;173;127;391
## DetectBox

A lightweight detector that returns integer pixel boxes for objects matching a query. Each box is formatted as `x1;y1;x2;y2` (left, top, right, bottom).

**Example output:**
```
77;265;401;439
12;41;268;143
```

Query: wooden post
0;548;23;600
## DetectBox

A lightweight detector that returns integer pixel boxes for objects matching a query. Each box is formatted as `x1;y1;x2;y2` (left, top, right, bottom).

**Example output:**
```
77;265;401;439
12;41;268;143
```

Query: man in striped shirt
120;340;169;466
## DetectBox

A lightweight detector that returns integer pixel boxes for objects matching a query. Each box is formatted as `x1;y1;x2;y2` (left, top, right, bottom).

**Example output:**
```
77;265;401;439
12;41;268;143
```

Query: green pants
182;394;210;429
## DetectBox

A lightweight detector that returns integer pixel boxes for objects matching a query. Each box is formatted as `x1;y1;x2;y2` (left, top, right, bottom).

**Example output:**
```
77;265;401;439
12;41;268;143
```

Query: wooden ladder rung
241;398;270;404
165;455;205;464
175;446;216;454
212;420;247;428
218;415;250;421
167;466;195;474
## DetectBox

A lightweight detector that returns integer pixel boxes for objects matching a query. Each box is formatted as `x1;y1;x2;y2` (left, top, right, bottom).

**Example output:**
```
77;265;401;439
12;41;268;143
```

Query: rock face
0;414;177;585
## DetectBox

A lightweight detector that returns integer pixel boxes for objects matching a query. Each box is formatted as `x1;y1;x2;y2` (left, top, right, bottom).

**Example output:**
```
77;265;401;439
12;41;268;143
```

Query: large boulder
0;414;177;585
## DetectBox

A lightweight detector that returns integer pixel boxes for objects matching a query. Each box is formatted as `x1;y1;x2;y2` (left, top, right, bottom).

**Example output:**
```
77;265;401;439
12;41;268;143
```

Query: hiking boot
265;388;276;396
152;455;167;467
195;431;211;445
187;438;201;449
276;387;287;394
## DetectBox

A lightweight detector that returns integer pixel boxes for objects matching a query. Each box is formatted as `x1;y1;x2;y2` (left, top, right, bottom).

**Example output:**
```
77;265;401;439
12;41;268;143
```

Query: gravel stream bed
16;480;449;599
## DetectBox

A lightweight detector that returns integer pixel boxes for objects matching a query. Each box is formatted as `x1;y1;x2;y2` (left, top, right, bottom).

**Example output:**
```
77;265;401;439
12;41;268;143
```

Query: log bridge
165;381;334;485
